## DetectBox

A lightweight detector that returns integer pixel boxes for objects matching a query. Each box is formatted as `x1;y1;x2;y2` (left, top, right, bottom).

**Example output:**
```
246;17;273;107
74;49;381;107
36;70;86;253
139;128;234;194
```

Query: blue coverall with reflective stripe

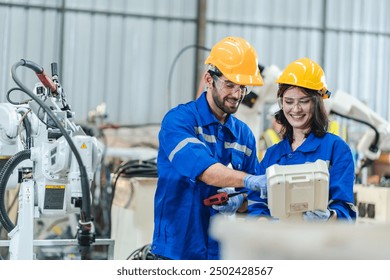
152;92;259;259
247;132;357;220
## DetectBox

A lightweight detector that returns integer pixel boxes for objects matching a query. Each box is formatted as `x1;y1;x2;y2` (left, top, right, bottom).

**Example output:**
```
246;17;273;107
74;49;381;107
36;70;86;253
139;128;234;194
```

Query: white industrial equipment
0;59;106;259
267;159;329;220
325;90;390;168
325;90;390;217
354;184;390;224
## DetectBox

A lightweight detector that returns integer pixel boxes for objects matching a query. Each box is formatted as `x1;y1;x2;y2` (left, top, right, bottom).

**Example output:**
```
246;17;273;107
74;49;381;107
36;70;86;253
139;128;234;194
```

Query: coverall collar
281;132;322;155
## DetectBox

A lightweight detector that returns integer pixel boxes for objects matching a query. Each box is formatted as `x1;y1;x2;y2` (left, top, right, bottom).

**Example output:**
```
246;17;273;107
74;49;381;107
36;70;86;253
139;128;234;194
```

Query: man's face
211;75;247;114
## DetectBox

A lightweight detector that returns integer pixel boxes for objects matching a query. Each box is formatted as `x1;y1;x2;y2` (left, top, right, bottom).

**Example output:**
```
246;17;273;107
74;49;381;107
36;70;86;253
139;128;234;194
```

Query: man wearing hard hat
152;37;268;260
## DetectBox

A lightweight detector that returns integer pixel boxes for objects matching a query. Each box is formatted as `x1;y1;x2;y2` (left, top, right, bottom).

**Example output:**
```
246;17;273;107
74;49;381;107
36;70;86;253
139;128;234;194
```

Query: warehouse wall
0;0;389;126
0;0;198;125
205;0;390;120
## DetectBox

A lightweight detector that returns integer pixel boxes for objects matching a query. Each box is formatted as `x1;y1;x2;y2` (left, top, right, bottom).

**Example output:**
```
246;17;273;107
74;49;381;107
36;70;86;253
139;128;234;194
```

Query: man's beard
212;90;243;115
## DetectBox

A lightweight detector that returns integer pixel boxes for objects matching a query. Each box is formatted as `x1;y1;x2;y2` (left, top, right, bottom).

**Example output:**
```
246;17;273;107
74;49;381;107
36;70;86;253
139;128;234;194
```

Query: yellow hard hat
276;57;330;99
205;37;264;86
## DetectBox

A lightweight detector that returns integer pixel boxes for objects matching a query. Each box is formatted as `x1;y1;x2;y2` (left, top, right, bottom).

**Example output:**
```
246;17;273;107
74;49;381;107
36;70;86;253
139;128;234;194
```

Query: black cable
331;110;379;168
111;159;158;198
0;150;31;232
19;111;32;149
167;44;211;109
102;123;161;129
109;158;157;238
90;163;112;238
36;106;58;129
126;244;155;260
6;87;31;105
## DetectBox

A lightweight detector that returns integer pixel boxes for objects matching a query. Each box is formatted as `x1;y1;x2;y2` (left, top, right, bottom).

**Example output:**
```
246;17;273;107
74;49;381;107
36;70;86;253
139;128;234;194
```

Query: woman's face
280;87;313;131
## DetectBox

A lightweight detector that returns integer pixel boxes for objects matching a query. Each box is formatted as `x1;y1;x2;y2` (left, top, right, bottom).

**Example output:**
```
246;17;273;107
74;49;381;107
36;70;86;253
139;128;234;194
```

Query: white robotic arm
0;60;103;259
324;90;390;161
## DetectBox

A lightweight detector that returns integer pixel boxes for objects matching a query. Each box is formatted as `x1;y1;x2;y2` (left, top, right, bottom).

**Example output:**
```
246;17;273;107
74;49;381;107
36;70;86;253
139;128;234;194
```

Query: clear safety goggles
213;75;252;96
278;96;313;110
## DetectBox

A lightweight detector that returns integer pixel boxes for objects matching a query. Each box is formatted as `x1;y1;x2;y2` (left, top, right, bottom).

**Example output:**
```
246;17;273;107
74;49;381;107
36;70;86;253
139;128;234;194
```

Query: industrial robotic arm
0;60;103;259
324;90;390;166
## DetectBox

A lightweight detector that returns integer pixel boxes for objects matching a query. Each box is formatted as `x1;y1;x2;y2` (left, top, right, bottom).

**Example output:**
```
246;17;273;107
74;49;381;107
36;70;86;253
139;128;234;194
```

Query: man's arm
198;162;247;188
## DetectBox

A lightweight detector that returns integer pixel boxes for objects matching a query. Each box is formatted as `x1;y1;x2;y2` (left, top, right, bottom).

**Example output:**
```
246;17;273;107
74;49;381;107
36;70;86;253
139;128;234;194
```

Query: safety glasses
278;96;313;110
213;75;249;96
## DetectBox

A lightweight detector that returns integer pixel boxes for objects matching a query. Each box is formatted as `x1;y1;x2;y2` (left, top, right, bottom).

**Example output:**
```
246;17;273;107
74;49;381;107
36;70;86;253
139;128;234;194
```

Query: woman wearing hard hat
247;57;357;222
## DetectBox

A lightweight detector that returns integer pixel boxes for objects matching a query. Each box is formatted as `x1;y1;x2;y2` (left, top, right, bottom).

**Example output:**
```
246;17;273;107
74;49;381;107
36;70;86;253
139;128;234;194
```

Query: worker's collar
281;132;321;154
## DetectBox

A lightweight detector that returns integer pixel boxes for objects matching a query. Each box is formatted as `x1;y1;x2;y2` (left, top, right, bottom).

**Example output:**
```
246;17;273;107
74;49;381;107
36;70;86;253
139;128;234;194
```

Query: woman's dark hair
275;84;329;143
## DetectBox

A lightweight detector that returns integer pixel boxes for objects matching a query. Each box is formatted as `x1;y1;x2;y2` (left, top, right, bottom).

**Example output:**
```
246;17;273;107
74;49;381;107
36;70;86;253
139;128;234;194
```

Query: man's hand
212;188;244;216
244;174;267;199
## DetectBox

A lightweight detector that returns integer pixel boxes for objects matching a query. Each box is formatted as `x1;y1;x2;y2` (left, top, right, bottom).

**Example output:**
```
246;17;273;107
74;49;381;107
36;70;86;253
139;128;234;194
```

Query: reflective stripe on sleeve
168;137;206;162
194;126;216;143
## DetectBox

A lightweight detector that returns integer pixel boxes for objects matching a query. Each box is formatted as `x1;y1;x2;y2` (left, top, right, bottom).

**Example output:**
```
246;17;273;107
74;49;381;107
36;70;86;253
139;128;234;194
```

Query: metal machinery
325;90;390;171
325;90;390;224
354;184;390;224
0;59;112;259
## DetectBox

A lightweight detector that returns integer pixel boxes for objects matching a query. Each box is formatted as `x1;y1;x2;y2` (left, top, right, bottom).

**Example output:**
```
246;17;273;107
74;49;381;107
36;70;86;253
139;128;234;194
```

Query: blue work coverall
247;132;357;221
151;92;259;259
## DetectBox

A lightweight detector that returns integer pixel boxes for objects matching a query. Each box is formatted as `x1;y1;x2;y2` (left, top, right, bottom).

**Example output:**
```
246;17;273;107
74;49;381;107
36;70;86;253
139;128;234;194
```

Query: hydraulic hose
167;45;211;109
20;111;32;149
0;150;31;233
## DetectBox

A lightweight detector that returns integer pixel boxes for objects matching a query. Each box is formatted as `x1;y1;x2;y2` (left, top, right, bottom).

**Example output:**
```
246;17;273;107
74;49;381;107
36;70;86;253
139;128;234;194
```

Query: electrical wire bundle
126;244;156;260
108;158;157;238
111;158;157;193
110;157;158;206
